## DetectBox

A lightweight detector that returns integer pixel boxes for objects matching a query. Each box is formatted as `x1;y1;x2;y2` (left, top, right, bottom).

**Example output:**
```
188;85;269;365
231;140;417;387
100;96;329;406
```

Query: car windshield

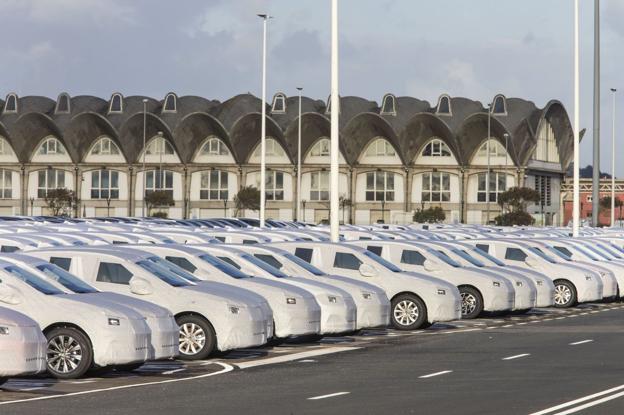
528;247;557;263
362;250;402;272
594;243;622;259
450;248;485;267
36;263;99;294
581;244;614;260
283;253;326;276
470;247;506;266
3;265;65;295
136;260;191;287
146;256;203;283
198;254;250;279
241;254;290;278
429;249;461;268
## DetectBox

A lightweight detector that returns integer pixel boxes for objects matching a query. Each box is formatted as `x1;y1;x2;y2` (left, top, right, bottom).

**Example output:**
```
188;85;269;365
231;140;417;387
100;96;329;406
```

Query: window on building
145;169;174;198
310;171;329;201
109;93;123;113
90;137;120;156
55;93;70;114
4;93;17;113
477;140;507;158
532;120;560;163
422;172;450;202
0;170;12;199
259;171;284;201
535;175;552;207
37;169;66;198
146;136;174;155
333;252;363;270
163;93;177;112
200;170;229;200
477;172;507;202
199;137;230;156
365;139;396;157
492;95;507;115
310;138;330;157
0;139;13;155
271;93;286;113
252;138;285;158
422;139;451;157
37;138;66;155
436;95;452;115
380;94;396;115
365;171;395;201
91;170;119;199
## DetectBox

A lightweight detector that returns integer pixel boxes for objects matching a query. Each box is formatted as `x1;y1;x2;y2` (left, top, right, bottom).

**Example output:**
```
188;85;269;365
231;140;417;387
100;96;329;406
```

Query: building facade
0;92;575;224
561;179;624;226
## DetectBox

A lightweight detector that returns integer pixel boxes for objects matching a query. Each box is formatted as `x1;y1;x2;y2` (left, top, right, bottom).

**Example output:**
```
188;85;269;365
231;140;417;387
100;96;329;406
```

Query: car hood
80;292;172;319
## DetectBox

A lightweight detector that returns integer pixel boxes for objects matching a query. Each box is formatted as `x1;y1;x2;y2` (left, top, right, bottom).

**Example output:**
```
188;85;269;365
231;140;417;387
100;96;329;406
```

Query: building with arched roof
0;92;575;225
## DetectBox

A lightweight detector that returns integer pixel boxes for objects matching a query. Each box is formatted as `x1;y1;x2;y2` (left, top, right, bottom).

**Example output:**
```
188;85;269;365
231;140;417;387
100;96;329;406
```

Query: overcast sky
0;0;622;174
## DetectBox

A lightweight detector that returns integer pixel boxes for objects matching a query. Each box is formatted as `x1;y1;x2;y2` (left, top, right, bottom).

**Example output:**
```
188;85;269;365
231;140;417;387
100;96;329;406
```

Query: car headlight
328;296;337;303
516;281;523;287
0;326;9;335
362;292;372;300
493;281;501;287
437;289;446;295
585;275;593;281
107;318;121;326
229;306;240;315
286;297;297;305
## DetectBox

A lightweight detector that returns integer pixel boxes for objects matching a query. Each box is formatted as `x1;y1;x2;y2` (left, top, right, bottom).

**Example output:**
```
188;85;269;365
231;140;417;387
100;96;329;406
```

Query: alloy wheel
47;335;83;374
393;300;419;326
179;323;206;355
461;292;478;316
554;284;572;306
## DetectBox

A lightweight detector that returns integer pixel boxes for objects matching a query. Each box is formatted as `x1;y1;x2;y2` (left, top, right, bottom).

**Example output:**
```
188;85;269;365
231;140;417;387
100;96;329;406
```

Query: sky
0;0;622;174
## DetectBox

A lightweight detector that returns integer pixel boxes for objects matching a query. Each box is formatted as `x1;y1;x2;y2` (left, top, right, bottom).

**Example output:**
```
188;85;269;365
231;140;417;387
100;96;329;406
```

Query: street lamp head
296;87;303;91
142;99;148;103
611;88;617;93
157;131;163;137
257;14;272;19
503;133;510;138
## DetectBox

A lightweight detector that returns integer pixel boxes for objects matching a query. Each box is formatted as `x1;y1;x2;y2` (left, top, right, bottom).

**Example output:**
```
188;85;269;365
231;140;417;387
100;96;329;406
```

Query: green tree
413;206;446;223
234;186;261;217
144;191;174;217
44;188;75;217
494;187;540;226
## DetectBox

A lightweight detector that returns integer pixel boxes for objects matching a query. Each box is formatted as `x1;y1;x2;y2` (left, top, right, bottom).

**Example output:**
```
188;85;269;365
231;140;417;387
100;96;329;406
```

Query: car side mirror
0;283;22;305
525;257;539;268
359;263;378;277
129;277;153;296
423;259;440;272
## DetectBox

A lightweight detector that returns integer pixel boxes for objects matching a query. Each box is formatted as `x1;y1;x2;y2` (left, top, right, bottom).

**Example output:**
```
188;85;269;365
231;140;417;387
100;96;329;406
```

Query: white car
272;242;462;330
0;260;152;379
348;240;515;318
128;244;322;339
0;307;47;386
233;244;391;330
28;247;271;359
463;240;603;308
2;253;179;363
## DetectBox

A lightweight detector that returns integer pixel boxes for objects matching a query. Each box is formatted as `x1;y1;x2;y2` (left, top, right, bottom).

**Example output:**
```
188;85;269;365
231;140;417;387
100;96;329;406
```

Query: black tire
176;315;216;360
554;280;577;308
45;327;93;379
459;286;484;319
391;294;428;330
0;377;7;387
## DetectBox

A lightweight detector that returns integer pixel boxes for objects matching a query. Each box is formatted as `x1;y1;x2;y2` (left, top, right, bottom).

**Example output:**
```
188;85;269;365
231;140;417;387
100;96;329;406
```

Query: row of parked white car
1;217;622;386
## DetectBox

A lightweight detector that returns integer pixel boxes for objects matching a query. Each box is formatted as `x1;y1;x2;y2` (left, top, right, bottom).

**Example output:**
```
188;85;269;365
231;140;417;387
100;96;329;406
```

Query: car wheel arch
43;322;93;347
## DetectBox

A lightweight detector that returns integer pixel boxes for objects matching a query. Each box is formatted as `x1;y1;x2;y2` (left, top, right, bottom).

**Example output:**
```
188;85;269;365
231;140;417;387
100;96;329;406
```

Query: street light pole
486;103;491;225
142;99;148;217
296;87;303;222
573;0;581;237
258;14;271;228
330;0;340;242
611;88;617;227
591;0;601;227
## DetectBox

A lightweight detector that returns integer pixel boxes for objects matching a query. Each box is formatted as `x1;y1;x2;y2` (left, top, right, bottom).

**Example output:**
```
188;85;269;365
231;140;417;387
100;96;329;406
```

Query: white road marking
235;346;360;369
502;353;531;361
307;392;350;400
299;359;317;363
0;362;234;406
501;324;513;328
528;384;624;415
569;339;593;346
162;368;186;375
419;370;453;379
553;391;624;415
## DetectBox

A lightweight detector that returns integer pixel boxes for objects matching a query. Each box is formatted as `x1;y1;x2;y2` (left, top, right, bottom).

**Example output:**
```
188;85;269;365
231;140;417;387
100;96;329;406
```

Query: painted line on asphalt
235;346;361;369
162;368;186;375
307;392;351;401
502;353;530;361
569;339;593;346
0;362;235;406
529;384;624;415
552;391;624;415
419;370;453;379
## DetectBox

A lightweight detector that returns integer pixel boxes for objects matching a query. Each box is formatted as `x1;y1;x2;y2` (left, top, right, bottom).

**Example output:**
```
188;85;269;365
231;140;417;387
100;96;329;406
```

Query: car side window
215;236;226;243
218;256;241;269
243;240;258;245
366;246;383;256
1;245;19;253
96;262;134;284
254;254;283;270
476;244;490;253
294;248;313;263
505;248;527;262
553;246;573;258
400;250;426;266
165;256;197;274
333;252;363;270
50;257;72;271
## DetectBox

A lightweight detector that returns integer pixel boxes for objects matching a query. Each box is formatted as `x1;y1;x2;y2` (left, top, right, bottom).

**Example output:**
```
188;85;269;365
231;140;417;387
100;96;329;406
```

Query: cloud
0;0;136;25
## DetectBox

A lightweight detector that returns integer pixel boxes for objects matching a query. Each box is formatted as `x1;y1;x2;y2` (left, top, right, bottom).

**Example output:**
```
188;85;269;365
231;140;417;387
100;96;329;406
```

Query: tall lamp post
485;103;492;225
611;88;617;227
142;99;148;218
258;14;271;228
573;0;581;237
329;0;340;242
591;0;601;227
296;87;303;222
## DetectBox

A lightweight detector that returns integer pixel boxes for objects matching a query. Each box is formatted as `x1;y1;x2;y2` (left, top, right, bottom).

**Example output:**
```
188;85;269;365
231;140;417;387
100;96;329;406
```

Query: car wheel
391;294;427;330
459;286;484;319
553;280;577;308
0;377;7;387
46;327;93;379
176;315;216;360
